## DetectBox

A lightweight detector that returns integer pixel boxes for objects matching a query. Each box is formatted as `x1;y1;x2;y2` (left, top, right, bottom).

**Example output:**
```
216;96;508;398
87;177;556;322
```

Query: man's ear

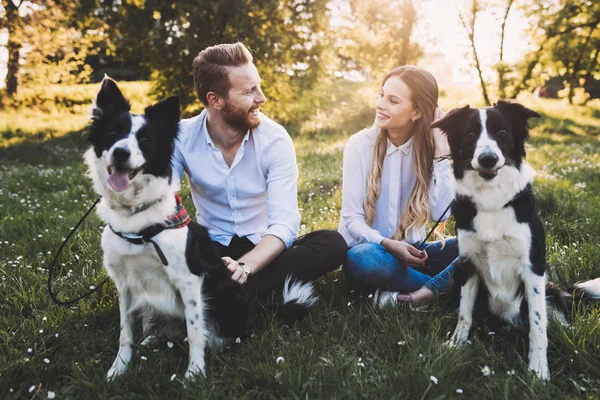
206;91;224;110
428;105;472;135
144;96;180;140
93;76;130;120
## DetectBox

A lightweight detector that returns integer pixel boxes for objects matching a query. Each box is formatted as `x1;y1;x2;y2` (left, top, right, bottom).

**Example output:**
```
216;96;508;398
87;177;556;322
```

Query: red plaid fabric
163;193;191;229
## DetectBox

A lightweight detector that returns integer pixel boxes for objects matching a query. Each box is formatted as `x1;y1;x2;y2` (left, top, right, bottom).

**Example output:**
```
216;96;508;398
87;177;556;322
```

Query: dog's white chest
101;227;190;317
458;207;532;322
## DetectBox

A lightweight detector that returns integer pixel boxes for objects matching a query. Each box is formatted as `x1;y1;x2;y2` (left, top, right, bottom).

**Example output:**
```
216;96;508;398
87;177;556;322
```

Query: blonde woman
339;65;457;309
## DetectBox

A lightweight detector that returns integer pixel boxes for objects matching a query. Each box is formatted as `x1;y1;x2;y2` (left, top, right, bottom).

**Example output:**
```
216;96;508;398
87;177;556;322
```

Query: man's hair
192;43;253;106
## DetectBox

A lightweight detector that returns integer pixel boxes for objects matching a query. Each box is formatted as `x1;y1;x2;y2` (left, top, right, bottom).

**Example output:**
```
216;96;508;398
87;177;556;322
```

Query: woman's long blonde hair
365;65;443;241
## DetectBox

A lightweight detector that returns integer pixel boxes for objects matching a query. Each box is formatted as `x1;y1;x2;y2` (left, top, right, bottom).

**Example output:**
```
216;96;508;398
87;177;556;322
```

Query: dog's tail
277;275;318;324
570;277;600;301
546;278;600;325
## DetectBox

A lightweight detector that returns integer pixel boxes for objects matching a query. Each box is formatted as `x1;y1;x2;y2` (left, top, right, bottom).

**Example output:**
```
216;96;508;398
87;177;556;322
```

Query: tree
336;0;423;79
84;0;332;124
0;0;99;96
513;0;600;102
495;0;514;99
457;0;491;106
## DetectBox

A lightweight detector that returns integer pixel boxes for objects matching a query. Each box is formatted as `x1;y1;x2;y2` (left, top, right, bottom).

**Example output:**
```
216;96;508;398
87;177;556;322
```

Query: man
172;42;347;296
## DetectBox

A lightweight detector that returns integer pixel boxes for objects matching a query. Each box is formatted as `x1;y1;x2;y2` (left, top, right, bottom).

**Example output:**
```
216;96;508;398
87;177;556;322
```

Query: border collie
430;100;600;381
85;77;317;381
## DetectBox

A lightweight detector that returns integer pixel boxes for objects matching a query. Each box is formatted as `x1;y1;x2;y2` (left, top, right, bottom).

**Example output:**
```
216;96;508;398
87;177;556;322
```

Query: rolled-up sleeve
341;138;385;245
429;158;454;222
264;136;300;248
171;138;186;189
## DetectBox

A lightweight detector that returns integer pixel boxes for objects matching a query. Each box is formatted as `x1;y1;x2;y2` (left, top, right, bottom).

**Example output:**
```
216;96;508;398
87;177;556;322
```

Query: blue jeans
343;238;459;295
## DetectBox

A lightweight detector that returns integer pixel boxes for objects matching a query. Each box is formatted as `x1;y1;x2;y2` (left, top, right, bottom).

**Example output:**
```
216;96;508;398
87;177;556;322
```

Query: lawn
1;81;599;399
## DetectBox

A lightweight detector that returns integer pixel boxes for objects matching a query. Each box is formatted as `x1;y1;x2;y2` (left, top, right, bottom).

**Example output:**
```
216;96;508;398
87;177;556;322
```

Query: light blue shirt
172;110;300;248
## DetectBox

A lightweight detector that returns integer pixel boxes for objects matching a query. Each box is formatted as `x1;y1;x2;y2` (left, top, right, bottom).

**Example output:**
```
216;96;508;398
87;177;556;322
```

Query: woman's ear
411;109;423;122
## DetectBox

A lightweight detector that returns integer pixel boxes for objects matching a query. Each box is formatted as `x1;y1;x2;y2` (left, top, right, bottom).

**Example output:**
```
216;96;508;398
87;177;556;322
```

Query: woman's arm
429;158;454;221
341;137;386;245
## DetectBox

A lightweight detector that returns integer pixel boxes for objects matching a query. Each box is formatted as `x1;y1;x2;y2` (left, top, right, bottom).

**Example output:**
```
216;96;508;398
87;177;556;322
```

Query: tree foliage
514;0;600;103
335;0;423;80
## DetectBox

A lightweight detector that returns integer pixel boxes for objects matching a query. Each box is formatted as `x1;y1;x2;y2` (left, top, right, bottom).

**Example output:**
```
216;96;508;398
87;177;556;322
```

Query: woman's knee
344;243;395;282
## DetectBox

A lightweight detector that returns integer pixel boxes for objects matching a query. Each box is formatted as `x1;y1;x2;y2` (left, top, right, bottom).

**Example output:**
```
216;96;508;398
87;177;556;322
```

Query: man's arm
222;234;285;283
223;134;299;284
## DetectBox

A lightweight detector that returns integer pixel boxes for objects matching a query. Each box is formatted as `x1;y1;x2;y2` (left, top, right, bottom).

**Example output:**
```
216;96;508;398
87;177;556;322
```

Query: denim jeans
343;238;459;295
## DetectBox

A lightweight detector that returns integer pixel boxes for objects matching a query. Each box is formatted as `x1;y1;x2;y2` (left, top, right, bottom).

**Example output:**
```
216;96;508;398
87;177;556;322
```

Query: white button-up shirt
338;127;454;248
172;110;300;248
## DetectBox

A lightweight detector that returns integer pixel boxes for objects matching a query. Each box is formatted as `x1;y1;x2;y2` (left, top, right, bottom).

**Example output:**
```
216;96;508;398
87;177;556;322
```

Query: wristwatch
238;262;252;277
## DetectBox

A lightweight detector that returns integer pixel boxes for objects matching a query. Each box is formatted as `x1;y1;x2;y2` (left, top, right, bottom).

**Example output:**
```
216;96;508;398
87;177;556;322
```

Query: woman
338;65;458;309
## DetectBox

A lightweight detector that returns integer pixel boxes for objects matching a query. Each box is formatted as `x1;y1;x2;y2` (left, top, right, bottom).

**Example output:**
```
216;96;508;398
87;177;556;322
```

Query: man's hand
381;239;428;267
221;257;250;284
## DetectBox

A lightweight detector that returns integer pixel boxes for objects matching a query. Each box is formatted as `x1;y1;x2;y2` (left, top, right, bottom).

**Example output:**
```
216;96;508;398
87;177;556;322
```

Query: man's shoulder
177;111;206;142
254;113;292;144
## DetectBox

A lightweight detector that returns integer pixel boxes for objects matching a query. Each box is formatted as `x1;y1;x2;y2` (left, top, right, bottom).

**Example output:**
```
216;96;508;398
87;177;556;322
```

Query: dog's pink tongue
107;172;131;192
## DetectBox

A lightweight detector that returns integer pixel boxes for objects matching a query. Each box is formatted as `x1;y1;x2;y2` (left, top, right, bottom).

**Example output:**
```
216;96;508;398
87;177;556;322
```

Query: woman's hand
381;239;428;267
432;107;450;158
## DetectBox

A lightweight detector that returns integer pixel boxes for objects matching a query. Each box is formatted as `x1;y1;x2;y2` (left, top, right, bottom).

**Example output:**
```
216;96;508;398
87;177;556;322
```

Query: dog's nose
112;147;131;164
478;152;499;169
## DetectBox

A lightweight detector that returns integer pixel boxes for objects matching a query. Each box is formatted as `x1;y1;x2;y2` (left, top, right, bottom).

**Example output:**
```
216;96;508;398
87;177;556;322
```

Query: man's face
221;63;266;132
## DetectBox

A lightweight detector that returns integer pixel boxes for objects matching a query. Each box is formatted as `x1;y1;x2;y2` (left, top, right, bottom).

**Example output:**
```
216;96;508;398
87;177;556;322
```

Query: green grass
1;82;600;399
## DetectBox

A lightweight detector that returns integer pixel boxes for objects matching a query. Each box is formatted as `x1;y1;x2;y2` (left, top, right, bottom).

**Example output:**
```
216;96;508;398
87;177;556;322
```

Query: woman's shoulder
346;127;379;149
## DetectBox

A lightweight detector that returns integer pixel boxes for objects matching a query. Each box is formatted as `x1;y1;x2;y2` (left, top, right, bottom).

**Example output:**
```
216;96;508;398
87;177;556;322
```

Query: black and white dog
430;100;600;381
85;77;317;381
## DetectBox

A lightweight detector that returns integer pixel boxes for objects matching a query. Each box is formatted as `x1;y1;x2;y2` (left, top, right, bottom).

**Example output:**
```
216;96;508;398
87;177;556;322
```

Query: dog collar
110;194;191;266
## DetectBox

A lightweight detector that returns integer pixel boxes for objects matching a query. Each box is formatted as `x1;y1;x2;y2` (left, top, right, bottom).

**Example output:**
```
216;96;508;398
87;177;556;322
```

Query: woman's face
374;76;420;131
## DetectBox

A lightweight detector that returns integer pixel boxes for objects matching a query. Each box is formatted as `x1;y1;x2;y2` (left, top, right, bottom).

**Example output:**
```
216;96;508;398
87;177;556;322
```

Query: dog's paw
106;359;128;381
529;355;550;382
140;335;156;347
184;360;206;380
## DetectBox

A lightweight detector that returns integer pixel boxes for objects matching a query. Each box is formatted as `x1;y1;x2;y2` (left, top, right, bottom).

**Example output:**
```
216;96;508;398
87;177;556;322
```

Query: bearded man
172;43;347;297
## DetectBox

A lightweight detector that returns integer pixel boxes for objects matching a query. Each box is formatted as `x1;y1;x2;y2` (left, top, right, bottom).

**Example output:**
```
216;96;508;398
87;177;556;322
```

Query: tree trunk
458;0;491;106
497;0;513;99
6;40;21;95
4;0;23;96
398;0;416;66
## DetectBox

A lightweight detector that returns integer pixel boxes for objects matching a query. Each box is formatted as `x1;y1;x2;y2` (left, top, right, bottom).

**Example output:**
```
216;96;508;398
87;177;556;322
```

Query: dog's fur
85;77;317;381
430;101;600;381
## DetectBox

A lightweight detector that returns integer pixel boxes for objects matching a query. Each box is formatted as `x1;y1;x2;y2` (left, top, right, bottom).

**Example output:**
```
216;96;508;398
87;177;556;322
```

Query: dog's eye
498;129;510;136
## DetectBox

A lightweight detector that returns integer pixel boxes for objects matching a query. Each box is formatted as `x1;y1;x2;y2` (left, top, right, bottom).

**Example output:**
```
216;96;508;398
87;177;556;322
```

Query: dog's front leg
524;270;550;381
448;267;479;347
107;285;133;381
177;275;207;380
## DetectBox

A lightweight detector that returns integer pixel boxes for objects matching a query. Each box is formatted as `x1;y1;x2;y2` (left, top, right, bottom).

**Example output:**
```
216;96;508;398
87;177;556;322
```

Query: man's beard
222;100;261;132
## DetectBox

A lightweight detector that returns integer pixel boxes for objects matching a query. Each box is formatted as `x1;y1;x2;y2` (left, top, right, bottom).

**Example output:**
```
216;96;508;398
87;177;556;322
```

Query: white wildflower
44;358;50;364
276;356;284;365
235;337;241;344
430;375;438;384
48;391;56;399
167;342;174;348
170;374;176;381
456;388;463;394
140;356;147;361
481;365;491;376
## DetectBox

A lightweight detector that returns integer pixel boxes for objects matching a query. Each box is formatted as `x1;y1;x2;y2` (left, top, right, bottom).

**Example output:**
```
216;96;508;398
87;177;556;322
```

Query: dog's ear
429;105;472;136
93;76;130;120
144;96;180;140
494;100;540;142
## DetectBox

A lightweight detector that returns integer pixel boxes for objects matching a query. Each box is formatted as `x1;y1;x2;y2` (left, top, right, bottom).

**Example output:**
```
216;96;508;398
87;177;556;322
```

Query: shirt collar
386;136;414;156
201;112;251;150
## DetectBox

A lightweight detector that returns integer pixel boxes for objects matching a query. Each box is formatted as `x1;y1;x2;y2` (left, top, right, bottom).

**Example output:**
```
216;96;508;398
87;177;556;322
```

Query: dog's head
87;77;180;194
429;101;540;181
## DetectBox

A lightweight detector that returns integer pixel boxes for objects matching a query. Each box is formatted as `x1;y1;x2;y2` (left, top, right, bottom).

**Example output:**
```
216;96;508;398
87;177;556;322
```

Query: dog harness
110;194;191;266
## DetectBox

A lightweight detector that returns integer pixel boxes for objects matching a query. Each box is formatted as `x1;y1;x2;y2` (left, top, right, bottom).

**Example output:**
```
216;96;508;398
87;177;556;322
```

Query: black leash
417;201;453;251
46;196;110;306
